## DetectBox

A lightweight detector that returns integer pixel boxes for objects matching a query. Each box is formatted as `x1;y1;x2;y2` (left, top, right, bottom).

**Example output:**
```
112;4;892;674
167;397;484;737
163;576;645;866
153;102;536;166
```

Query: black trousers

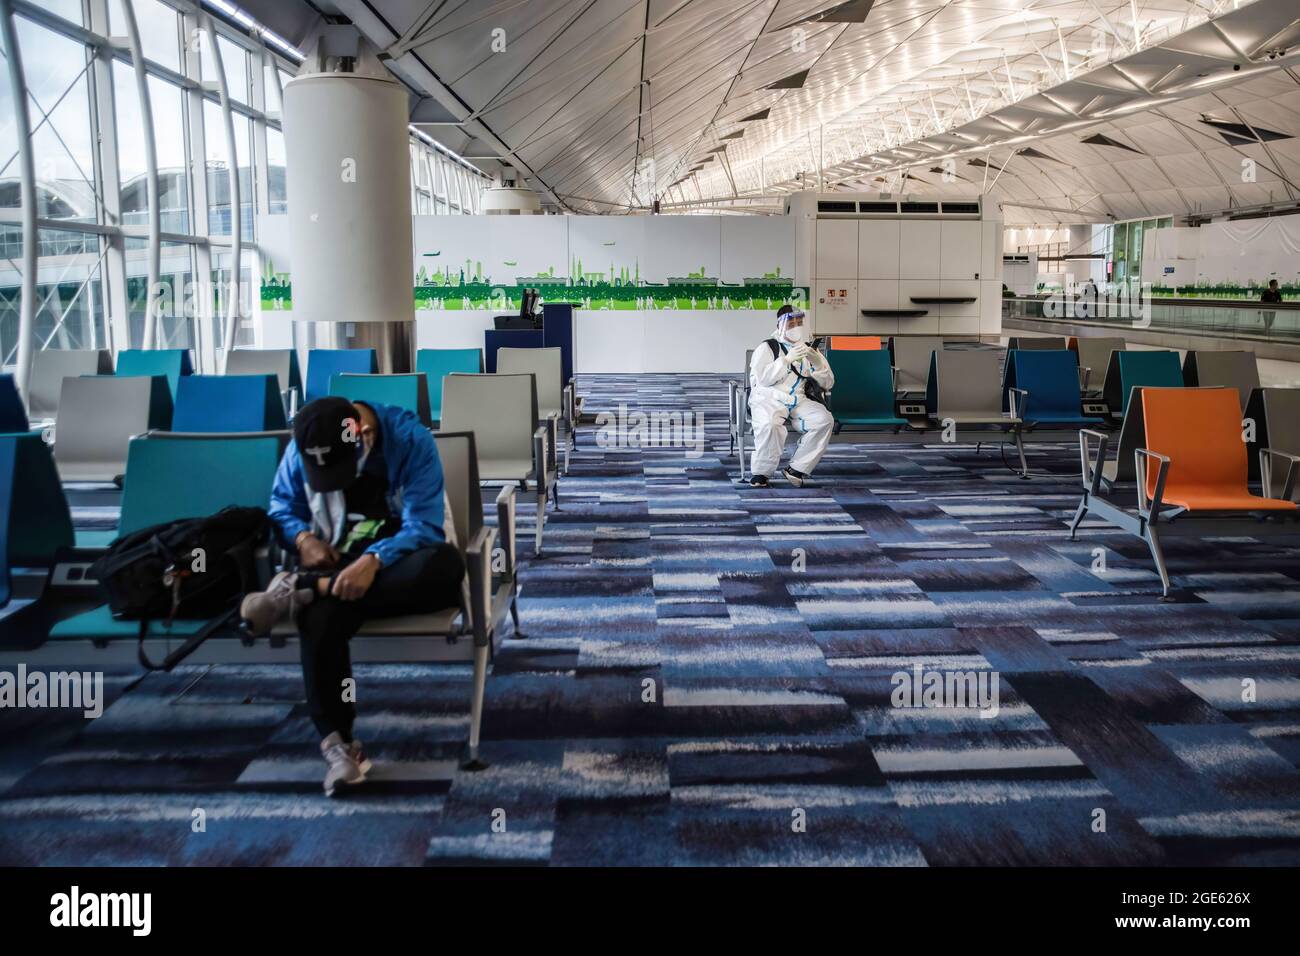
298;543;465;740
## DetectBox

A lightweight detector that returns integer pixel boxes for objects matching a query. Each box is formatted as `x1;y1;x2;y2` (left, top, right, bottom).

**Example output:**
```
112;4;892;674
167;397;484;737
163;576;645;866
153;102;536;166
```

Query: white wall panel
899;221;942;279
858;220;901;279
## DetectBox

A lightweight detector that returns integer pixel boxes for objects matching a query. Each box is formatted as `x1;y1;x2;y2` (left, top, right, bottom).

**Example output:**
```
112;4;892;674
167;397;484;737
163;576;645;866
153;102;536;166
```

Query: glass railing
1004;295;1300;343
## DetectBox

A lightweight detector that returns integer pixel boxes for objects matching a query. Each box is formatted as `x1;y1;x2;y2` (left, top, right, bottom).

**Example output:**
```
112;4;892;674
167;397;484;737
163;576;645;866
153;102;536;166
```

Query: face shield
777;309;807;345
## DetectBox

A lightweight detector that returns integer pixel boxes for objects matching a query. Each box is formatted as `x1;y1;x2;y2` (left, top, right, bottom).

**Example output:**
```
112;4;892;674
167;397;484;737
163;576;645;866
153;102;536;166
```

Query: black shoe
782;467;808;487
749;474;770;487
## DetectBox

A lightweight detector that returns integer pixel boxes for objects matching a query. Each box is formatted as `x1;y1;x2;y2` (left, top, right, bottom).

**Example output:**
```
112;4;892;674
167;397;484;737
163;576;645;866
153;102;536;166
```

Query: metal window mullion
1;0;37;396
203;11;241;371
87;0;130;355
121;0;162;350
181;7;212;372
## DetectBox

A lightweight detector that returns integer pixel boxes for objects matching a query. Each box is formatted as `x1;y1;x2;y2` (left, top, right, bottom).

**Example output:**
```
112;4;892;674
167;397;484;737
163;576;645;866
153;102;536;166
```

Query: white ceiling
301;0;1300;222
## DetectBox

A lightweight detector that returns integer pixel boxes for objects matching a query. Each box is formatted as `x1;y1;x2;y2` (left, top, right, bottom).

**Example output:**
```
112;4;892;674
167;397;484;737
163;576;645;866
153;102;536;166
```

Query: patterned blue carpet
3;371;1300;866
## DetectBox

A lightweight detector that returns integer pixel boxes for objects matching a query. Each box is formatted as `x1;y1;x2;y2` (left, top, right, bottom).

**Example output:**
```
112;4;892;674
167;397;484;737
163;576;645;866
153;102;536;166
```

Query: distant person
1261;279;1282;330
241;397;465;796
1078;278;1099;319
747;305;834;487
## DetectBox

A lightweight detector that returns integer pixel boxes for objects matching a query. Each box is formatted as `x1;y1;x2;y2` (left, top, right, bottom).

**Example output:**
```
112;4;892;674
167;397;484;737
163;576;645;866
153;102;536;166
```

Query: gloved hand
786;343;811;366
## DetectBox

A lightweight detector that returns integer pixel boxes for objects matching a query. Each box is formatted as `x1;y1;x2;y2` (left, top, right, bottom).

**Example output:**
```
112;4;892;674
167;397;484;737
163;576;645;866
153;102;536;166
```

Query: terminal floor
3;372;1300;865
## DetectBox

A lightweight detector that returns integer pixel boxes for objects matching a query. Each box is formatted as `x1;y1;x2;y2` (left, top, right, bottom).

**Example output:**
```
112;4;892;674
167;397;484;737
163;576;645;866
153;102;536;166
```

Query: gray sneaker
240;571;313;636
321;732;365;797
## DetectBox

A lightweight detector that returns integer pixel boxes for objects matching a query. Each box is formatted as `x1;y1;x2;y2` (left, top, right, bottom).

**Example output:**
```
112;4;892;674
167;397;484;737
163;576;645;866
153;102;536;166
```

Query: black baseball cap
293;396;362;492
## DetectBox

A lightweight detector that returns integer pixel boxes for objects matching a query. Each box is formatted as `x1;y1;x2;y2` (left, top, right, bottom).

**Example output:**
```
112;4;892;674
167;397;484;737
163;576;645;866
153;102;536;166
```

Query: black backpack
765;338;828;407
89;506;269;670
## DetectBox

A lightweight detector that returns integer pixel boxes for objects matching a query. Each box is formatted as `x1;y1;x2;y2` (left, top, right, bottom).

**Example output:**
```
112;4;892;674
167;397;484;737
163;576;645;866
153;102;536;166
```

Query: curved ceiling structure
255;0;1300;222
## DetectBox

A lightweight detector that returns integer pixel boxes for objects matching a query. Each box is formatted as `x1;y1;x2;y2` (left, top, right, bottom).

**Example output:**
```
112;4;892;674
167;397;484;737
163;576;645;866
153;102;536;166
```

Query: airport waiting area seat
926;348;1027;474
304;348;377;403
826;349;907;431
0;432;74;612
0;376;30;434
116;348;193;400
1007;336;1068;351
828;335;882;351
1183;349;1259;409
173;374;288;433
225;348;303;416
416;348;483;423
1244;387;1300;487
27;349;112;422
1072;387;1300;596
47;432;283;644
1002;350;1103;428
1103;350;1182;417
1069;336;1125;395
52;375;173;483
496;346;574;472
329;373;433;427
441;372;556;556
890;336;945;394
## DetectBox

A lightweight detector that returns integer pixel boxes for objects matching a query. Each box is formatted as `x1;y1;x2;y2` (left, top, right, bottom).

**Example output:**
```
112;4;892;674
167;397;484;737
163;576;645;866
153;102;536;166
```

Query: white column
0;0;36;398
121;0;162;349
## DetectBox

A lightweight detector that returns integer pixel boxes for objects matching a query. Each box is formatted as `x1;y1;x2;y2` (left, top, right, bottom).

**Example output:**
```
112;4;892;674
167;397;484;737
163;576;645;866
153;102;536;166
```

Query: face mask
783;323;806;345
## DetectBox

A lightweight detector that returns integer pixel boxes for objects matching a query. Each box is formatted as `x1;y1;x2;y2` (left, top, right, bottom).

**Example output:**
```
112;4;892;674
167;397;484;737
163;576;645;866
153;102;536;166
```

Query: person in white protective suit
747;305;835;487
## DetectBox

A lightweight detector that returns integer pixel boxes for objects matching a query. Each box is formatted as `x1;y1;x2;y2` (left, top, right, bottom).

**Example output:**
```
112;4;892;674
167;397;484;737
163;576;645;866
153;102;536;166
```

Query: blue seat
1003;350;1102;426
484;329;543;373
115;348;193;400
0;432;73;608
329;373;432;426
50;433;281;642
827;349;907;428
416;348;482;421
1106;350;1182;416
0;375;29;433
173;375;288;432
305;348;377;403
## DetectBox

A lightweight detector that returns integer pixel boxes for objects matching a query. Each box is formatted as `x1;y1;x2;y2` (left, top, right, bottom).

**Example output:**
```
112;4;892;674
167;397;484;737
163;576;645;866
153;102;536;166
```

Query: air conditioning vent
858;201;899;213
817;200;857;213
900;201;939;214
941;201;980;214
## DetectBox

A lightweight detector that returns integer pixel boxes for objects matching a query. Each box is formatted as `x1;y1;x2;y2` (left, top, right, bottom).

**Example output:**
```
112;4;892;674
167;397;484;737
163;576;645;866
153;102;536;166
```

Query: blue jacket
269;402;445;567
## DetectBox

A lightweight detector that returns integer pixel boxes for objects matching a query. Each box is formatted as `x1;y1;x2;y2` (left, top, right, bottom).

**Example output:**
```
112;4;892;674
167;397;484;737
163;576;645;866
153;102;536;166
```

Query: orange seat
1141;387;1297;513
829;336;881;351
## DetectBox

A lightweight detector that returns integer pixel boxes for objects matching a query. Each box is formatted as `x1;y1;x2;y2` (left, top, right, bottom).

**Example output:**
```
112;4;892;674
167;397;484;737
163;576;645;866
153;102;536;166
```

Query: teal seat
115;349;193;400
0;432;74;607
173;374;287;432
1106;350;1182;416
51;433;281;641
826;349;907;428
416;348;482;421
329;373;432;426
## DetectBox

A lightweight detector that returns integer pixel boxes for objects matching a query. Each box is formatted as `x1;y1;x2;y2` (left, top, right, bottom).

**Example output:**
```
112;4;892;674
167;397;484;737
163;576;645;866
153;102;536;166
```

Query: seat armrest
1007;387;1029;422
533;425;549;487
495;484;517;576
1260;448;1300;501
1078;366;1091;392
1079;428;1109;492
543;412;559;475
1134;447;1171;517
465;525;497;648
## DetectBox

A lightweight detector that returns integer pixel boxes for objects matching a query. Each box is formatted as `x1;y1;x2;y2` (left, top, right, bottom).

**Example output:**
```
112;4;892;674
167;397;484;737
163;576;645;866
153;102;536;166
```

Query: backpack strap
136;604;239;672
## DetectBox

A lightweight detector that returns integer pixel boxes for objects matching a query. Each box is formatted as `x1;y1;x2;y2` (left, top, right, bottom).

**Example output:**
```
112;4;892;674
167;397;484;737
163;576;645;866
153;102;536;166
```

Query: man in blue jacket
242;396;464;796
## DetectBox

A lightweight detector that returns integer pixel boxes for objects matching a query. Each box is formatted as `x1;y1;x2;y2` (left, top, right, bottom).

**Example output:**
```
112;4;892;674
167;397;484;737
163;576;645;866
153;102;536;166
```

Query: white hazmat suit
748;315;835;478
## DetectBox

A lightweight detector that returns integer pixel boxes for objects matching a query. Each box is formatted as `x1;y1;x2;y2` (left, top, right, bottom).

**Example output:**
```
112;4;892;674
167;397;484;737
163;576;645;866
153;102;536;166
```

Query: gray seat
1073;337;1125;395
1245;387;1300;489
1183;350;1259;410
28;349;112;423
53;375;171;482
891;336;944;393
1008;336;1067;351
226;348;300;418
441;371;556;555
927;348;1027;474
496;346;574;472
